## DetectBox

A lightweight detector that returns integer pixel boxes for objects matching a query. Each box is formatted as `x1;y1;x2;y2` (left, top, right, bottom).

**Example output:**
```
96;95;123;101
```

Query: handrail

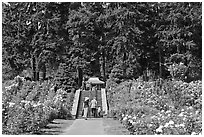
101;88;108;115
71;89;81;119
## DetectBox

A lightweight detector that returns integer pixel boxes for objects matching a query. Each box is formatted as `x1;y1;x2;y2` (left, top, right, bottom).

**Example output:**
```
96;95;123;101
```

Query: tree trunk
90;52;100;77
36;71;39;81
177;45;180;53
100;34;106;82
158;43;162;87
102;48;106;82
41;63;46;80
31;56;36;81
77;66;83;88
35;56;39;81
123;52;127;78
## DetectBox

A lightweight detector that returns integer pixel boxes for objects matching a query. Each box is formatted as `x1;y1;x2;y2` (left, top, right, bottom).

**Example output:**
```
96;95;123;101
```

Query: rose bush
107;78;202;135
2;76;74;135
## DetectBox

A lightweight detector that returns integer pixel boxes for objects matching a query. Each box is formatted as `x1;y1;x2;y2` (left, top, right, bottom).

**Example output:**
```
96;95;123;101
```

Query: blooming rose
156;125;163;133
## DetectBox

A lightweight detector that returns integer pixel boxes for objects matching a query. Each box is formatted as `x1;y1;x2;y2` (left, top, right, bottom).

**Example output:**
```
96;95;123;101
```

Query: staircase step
76;89;103;118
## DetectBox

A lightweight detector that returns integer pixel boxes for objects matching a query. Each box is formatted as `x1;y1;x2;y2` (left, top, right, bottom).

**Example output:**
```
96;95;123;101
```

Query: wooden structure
86;77;105;90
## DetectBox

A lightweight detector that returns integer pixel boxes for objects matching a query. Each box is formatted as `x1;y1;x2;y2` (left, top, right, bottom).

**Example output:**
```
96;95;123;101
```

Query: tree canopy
2;2;202;85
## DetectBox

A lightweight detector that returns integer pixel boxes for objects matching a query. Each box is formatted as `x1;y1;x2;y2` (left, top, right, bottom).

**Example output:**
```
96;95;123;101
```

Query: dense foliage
2;76;74;135
2;2;202;135
2;2;202;83
54;62;77;91
107;78;202;135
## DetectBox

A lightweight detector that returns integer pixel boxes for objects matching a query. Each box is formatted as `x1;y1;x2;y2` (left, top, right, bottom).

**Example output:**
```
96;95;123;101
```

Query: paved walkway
61;118;104;135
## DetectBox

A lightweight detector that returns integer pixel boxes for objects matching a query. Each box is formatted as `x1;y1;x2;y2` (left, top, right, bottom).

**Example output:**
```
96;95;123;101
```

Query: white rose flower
132;116;137;120
164;123;169;127
179;124;185;127
123;117;127;121
33;104;38;107
151;115;156;119
128;115;132;119
191;132;197;135
175;124;179;127
132;122;136;125
129;119;133;124
178;112;184;117
156;125;163;133
36;102;42;106
9;102;15;107
21;100;27;103
149;124;153;127
169;120;174;125
188;106;193;110
166;110;171;113
5;86;11;90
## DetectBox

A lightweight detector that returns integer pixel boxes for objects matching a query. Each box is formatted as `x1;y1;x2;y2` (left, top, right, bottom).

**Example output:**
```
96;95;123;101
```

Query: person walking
90;97;97;118
97;106;101;117
82;97;89;120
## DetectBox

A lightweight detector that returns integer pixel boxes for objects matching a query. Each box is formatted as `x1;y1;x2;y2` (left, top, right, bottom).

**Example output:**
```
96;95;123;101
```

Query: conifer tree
54;61;77;92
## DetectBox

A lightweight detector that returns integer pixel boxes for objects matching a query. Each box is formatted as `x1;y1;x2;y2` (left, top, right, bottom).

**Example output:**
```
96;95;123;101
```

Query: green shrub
107;78;202;135
2;77;74;135
109;64;124;84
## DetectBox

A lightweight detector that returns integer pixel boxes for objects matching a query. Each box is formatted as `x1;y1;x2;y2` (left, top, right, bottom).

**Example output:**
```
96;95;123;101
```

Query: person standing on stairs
82;97;89;120
90;97;97;118
82;77;85;90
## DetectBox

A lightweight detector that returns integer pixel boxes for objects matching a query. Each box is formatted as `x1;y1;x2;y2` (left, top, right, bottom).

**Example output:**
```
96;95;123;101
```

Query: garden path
40;118;129;135
61;118;104;135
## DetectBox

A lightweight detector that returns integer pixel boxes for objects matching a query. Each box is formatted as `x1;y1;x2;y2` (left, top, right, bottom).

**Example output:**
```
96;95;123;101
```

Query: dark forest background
2;2;202;90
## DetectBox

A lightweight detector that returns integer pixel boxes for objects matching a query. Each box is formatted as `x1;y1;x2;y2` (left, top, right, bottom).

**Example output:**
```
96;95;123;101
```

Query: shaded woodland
2;2;202;88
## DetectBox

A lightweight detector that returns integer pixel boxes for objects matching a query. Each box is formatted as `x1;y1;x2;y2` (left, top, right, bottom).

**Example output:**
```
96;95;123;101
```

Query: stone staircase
76;89;102;119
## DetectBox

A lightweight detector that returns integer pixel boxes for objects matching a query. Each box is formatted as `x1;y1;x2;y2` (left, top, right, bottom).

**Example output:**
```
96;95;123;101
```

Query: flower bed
107;79;202;135
2;76;74;135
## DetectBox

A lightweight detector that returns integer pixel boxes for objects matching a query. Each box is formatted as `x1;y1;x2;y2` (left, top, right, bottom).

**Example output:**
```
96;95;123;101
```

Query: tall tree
2;2;69;80
2;2;201;83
